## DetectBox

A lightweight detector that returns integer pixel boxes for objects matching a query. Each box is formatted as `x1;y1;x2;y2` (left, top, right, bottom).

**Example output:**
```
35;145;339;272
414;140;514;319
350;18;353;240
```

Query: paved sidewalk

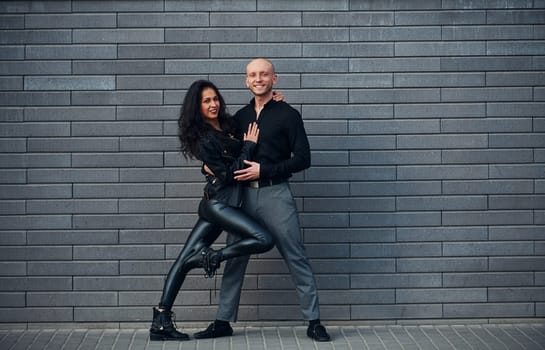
1;324;545;349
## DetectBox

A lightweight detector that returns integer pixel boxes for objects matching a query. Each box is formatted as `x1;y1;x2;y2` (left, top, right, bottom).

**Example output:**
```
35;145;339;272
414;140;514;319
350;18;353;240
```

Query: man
194;58;331;342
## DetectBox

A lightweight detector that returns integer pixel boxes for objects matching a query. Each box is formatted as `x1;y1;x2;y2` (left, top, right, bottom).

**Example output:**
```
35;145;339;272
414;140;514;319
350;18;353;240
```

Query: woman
150;80;275;341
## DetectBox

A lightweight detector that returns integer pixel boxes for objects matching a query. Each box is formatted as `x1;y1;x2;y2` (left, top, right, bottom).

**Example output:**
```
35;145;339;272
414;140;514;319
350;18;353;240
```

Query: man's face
245;59;277;97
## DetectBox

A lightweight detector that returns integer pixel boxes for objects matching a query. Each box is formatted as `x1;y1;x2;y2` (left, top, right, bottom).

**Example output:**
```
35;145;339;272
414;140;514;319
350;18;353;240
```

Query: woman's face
200;87;220;124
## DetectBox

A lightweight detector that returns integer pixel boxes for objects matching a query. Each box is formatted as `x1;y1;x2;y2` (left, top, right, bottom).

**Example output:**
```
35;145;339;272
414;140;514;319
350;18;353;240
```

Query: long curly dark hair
178;80;235;160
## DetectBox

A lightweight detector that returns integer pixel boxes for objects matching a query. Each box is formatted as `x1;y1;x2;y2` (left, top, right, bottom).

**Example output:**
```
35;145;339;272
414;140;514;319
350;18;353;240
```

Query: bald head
245;58;277;98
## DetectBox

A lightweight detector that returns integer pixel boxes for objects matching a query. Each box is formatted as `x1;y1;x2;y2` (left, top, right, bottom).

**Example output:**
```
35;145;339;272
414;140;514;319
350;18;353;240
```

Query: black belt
247;179;285;188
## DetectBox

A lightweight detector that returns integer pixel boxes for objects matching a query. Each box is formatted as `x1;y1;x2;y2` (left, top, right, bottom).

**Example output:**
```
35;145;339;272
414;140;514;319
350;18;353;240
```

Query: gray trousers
216;182;320;321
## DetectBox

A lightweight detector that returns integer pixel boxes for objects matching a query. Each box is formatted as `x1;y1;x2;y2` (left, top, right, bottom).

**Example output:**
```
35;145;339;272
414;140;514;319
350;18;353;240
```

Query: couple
150;58;330;342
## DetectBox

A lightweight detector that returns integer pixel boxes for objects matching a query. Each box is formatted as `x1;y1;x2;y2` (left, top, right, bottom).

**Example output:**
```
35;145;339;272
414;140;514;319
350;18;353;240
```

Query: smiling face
200;87;220;126
245;58;277;98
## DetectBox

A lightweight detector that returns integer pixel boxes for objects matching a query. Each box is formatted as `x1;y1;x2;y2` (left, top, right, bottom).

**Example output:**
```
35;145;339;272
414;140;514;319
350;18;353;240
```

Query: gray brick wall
1;0;544;326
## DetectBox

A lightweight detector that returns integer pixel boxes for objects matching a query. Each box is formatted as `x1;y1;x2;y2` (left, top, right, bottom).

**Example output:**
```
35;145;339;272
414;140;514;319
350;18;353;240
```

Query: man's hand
234;160;260;181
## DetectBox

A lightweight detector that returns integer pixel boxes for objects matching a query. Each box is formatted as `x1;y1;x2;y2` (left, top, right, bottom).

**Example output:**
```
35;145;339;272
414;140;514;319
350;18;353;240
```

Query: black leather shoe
193;321;233;339
307;323;331;342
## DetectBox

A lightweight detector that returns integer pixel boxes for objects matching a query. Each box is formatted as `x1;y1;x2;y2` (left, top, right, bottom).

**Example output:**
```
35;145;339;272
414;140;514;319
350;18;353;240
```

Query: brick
441;118;532;133
0;61;70;75
442;87;533;102
0;107;23;121
443;179;534;195
0;277;72;291
165;28;256;43
211;43;302;58
397;227;487;241
0;184;71;199
444;242;534;256
442;0;533;8
0;29;71;44
350;150;440;166
117;75;205;90
0;154;71;168
119;198;199;213
305;121;347;135
26;13;116;29
304;197;394;212
350;88;440;103
0;76;22;90
310;135;395;150
442;149;533;164
0;246;71;261
443;303;534;318
259;274;349;290
490;165;545;179
0;122;70;137
303;73;392;89
352;181;441;197
396;164;485;180
71;153;163;168
213;12;301;26
120;137;179;152
0;138;25;152
440;56;533;71
27;199;117;214
27;230;118;245
487;9;545;24
118;44;209;59
0;293;25;307
352;26;440;41
116;106;179;121
0;92;70;106
27;137;118;152
73;60;164;75
397;135;488;149
120;168;201;183
0;15;24;29
395;103;485;118
397;258;488;272
0;308;73;322
302;104;393;119
397;196;487;211
351;0;441;10
396;288;487;303
353;243;441;258
73;1;161;12
27;292;117;306
0;262;26;276
396;41;485;56
117;12;207;27
489;195;545;209
442;25;533;40
27;169;118;184
73;245;163;260
258;0;347;10
489;134;545;148
351;119;439;134
352;304;442;319
488;41;545;55
24;106;116;121
487;72;545;86
0;46;24;59
303;43;393;57
443;210;533;226
25;76;114;90
304;228;395;243
0;231;26;245
489;288;545;302
27;261;118;276
489;226;545;240
352;273;441;289
396;10;486;25
351;212;441;227
489;257;545;271
73;214;164;229
444;272;534;287
73;29;163;43
0;169;26;184
299;213;349;228
395;72;484;87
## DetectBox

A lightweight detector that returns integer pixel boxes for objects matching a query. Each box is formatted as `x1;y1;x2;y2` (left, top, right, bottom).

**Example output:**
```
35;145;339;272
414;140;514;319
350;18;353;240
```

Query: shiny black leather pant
159;199;274;310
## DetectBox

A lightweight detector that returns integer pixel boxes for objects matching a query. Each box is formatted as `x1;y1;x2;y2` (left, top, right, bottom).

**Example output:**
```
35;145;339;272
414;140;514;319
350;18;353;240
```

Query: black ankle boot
149;307;189;341
202;248;222;278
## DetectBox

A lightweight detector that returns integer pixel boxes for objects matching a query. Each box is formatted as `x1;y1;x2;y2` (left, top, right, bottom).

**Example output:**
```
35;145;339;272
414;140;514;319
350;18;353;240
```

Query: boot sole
150;333;190;341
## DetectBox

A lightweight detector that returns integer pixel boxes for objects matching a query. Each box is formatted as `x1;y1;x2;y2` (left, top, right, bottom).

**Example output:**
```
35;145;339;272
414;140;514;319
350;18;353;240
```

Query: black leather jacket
198;128;255;207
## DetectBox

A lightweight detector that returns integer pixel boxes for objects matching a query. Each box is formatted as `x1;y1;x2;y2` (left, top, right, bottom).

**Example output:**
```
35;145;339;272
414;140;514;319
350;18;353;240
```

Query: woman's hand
243;122;259;143
272;90;285;102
